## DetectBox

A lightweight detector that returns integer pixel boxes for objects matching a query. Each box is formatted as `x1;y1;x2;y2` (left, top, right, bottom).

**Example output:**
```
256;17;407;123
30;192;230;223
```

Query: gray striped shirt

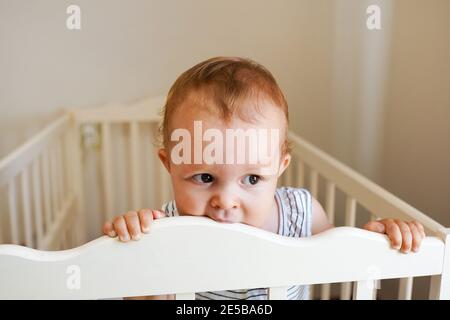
161;187;313;300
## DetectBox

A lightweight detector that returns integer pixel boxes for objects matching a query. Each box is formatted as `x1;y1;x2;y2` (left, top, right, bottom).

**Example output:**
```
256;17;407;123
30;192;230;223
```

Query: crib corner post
429;228;450;300
69;111;88;246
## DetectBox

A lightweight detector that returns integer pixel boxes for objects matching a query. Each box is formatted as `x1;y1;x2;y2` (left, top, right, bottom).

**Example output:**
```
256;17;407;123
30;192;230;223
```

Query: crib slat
175;293;196;300
20;168;33;248
130;122;142;210
325;181;336;226
429;228;450;300
353;280;377;300
296;159;305;187
7;179;19;244
62;131;71;196
398;277;413;300
101;123;114;220
309;169;318;197
71;120;87;246
340;196;357;300
41;150;52;239
268;286;288;300
56;138;65;207
320;181;336;300
32;159;44;249
50;146;58;222
308;168;319;299
344;196;357;227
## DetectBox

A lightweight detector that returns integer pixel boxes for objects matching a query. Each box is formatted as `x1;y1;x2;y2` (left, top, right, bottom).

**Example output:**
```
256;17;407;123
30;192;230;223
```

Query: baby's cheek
175;190;208;216
245;199;273;226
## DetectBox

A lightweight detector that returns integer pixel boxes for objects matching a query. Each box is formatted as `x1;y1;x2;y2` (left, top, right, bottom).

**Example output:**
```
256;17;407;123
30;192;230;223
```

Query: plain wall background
1;0;449;299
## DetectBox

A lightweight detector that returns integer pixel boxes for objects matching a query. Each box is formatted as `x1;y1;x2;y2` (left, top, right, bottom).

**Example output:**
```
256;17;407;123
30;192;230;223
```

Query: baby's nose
210;194;240;211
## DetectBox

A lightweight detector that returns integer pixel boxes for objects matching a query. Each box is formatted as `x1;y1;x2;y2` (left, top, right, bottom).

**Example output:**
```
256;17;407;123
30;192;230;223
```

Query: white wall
0;0;333;158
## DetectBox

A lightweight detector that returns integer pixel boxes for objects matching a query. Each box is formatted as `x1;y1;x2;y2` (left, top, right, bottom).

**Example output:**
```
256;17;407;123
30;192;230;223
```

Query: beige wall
0;0;333;159
381;1;450;230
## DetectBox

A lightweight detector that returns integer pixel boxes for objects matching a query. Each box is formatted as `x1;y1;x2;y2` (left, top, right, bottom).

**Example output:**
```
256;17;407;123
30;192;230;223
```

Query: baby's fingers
152;210;166;219
103;221;116;238
412;220;426;238
383;219;402;250
113;216;130;242
396;220;413;253
408;222;423;252
138;209;153;233
124;211;143;241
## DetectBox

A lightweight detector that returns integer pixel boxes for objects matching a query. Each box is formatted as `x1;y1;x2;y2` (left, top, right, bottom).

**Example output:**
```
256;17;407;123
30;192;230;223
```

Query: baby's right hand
102;209;166;242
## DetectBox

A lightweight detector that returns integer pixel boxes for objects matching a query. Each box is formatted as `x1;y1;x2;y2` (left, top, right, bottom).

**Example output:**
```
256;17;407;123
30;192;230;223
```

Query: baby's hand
362;219;426;253
102;209;166;242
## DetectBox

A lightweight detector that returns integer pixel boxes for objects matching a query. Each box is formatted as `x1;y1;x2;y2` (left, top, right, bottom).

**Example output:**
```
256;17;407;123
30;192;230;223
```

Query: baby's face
158;99;290;229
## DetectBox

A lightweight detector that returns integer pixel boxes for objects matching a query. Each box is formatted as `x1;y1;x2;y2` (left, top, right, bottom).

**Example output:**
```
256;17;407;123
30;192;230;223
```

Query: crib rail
0;216;447;300
283;132;448;300
286;133;445;236
70;96;171;225
0;114;84;250
1;95;448;300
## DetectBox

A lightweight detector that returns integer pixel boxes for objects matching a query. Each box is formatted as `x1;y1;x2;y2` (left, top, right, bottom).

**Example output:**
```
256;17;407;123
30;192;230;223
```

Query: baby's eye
192;173;214;184
242;175;261;185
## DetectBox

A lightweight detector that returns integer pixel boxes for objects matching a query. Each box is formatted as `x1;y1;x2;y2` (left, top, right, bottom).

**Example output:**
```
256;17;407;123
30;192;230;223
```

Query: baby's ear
278;153;291;178
158;148;171;172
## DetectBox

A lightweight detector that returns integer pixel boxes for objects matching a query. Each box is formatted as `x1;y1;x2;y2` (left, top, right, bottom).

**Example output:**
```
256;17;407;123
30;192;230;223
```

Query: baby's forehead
170;96;287;132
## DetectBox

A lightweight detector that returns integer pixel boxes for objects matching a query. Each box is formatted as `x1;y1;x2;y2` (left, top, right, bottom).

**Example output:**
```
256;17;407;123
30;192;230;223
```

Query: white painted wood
41;193;76;250
72;96;164;124
0;217;444;299
1;97;448;301
325;181;335;224
398;277;413;300
32;159;44;249
41;150;52;238
340;196;357;300
268;286;288;300
289;133;445;235
56;139;65;209
344;197;357;227
69;116;87;246
353;280;377;300
7;179;19;244
20;168;33;248
50;146;58;222
101;122;114;221
321;181;336;300
309;169;318;198
175;293;196;300
340;282;353;300
308;168;318;300
130;122;142;210
0;115;70;187
320;182;334;300
429;228;450;300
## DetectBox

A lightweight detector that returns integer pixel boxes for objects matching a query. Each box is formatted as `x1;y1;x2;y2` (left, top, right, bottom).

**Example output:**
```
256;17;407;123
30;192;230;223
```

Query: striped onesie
162;186;313;300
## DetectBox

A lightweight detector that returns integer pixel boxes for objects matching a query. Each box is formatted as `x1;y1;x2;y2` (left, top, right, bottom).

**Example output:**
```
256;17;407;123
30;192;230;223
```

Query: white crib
0;96;449;300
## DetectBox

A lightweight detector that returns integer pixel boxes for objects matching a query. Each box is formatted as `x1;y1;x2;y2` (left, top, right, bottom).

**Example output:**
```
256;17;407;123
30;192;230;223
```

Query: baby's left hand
362;219;426;253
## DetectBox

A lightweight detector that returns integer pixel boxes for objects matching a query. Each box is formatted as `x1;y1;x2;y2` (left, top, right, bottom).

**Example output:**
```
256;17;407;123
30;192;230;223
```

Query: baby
102;57;426;300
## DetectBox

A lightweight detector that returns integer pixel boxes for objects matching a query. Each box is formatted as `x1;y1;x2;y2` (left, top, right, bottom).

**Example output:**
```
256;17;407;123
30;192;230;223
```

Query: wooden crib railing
0;114;84;251
0;216;447;300
0;95;448;299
